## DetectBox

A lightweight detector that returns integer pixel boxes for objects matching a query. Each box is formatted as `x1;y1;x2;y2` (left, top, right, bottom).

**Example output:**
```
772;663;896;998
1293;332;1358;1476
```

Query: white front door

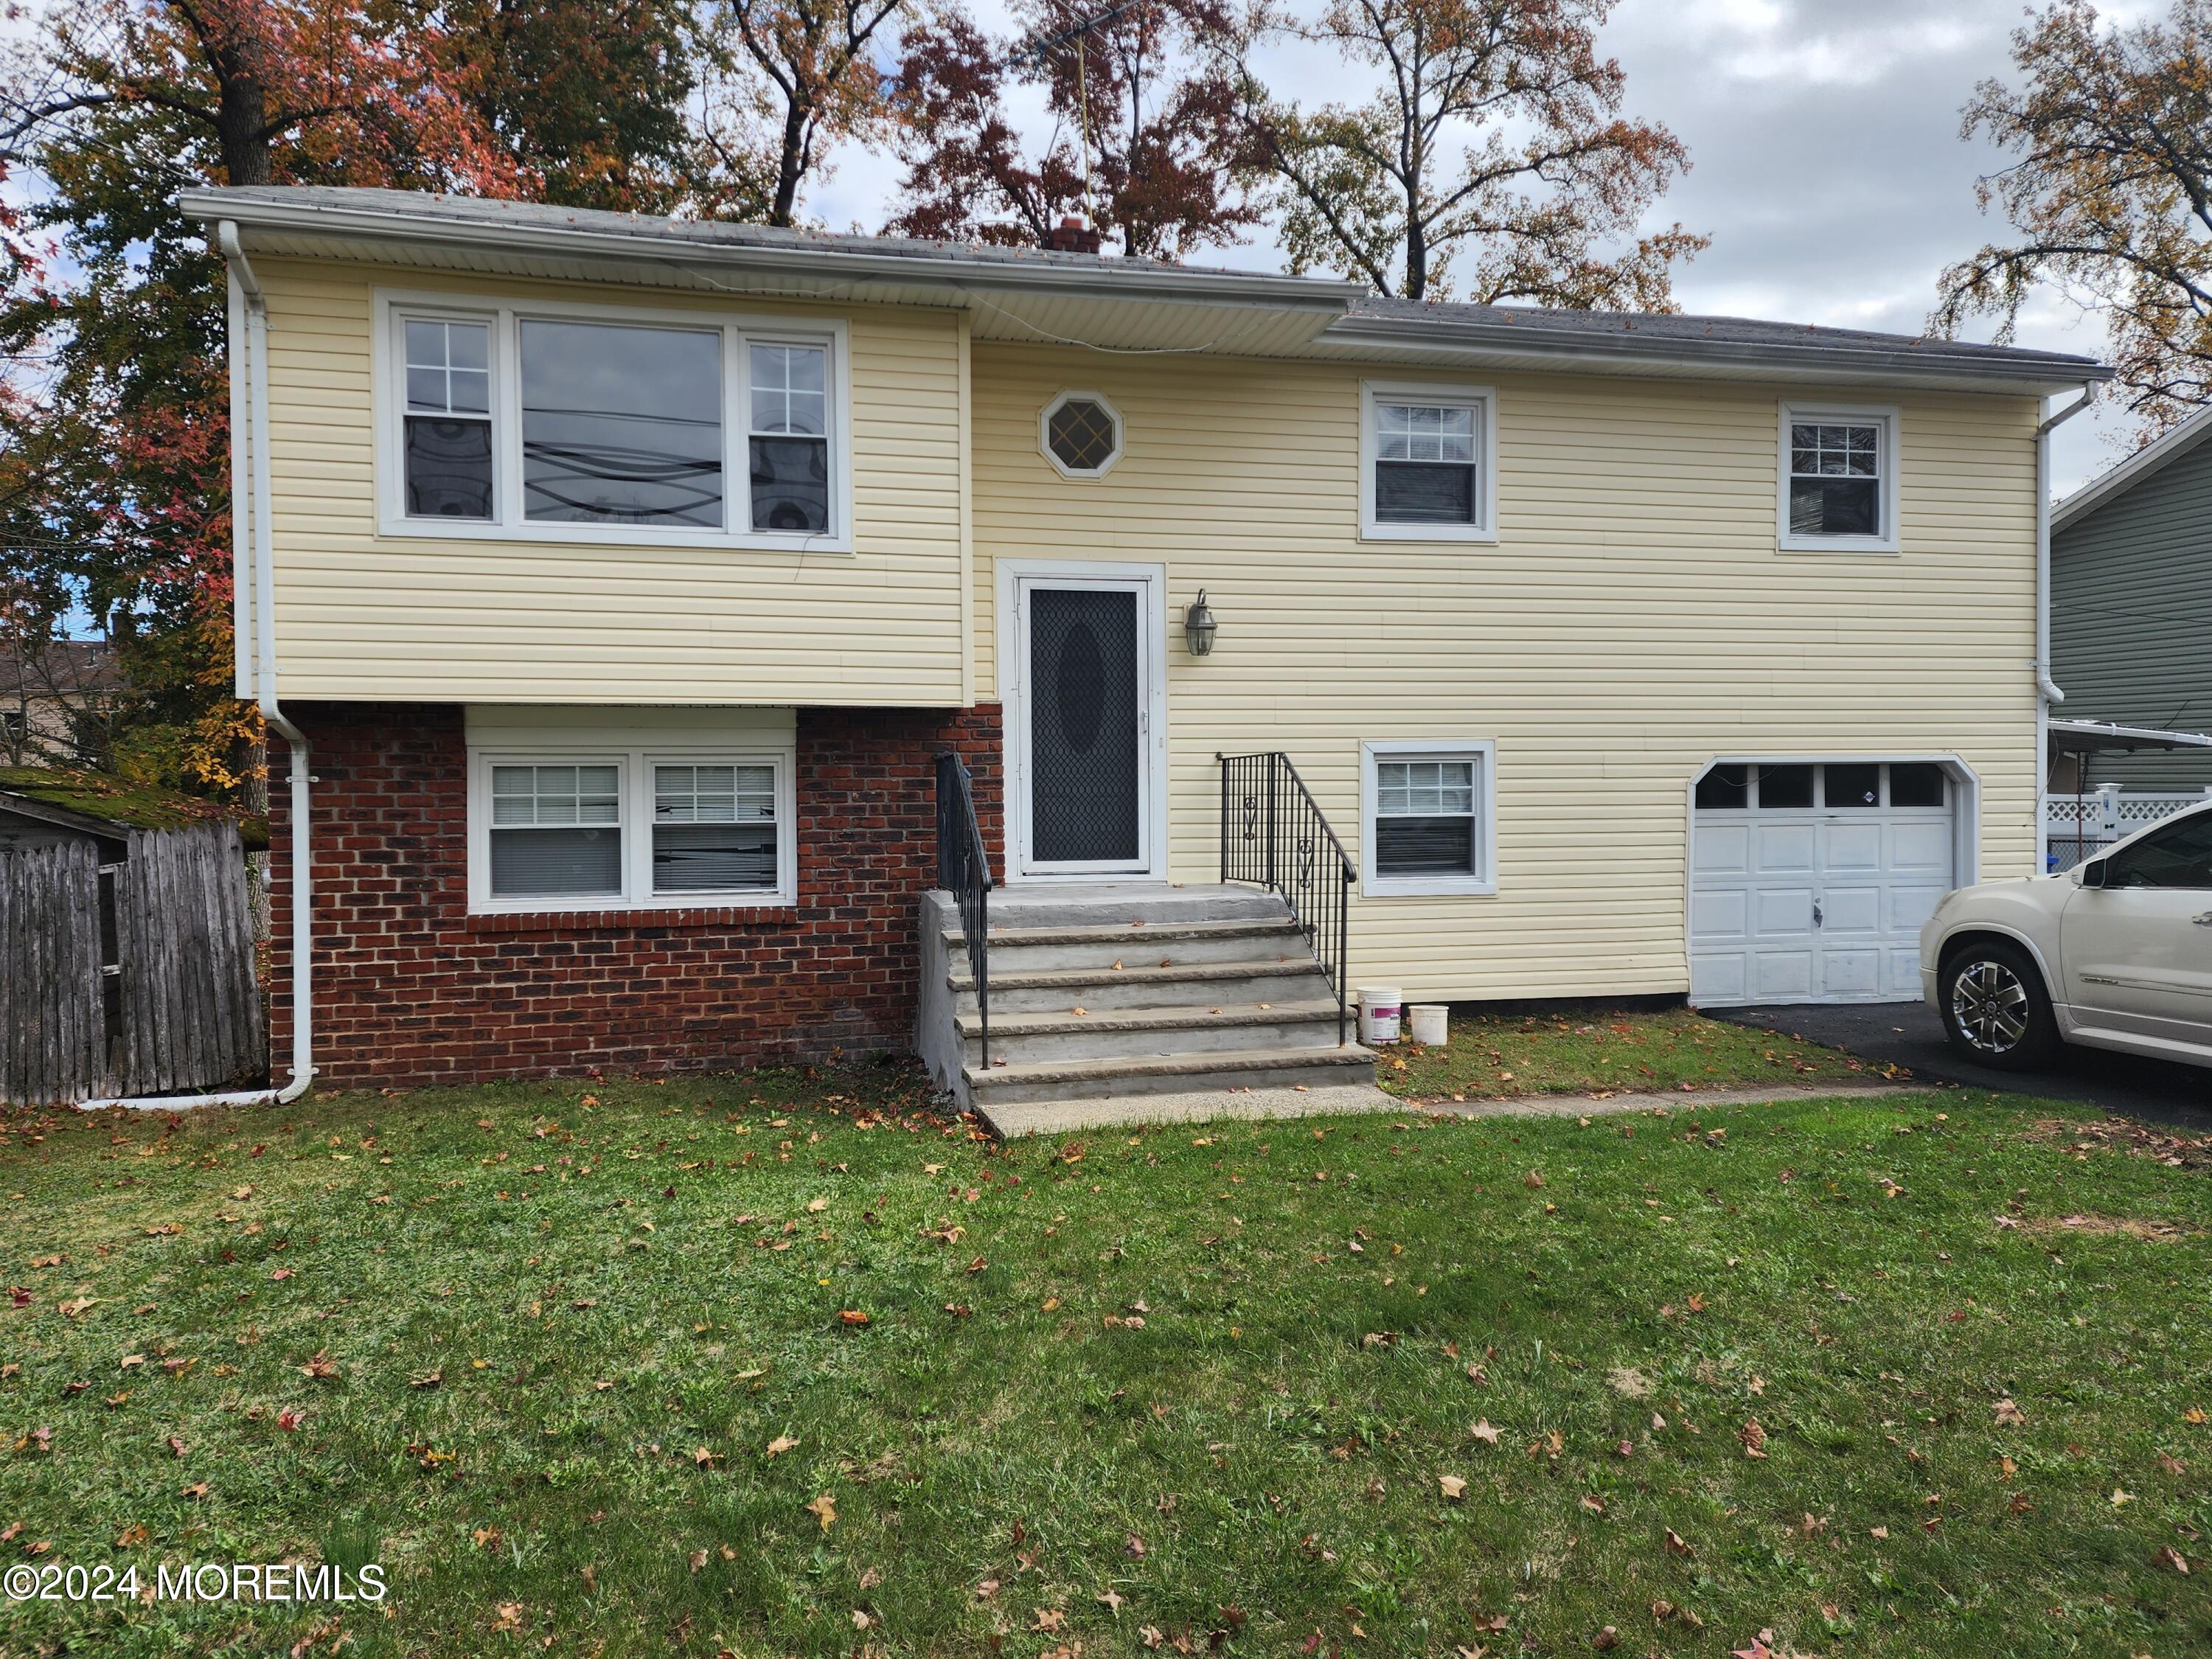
1691;760;1958;1006
1001;563;1166;881
2061;809;2212;1049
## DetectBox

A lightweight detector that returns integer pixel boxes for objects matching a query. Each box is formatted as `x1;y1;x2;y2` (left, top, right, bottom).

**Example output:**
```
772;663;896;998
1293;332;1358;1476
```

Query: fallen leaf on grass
1032;1608;1067;1632
299;1352;337;1380
1994;1397;2026;1427
686;1548;708;1574
765;1434;799;1459
1740;1419;1767;1459
1730;1632;1774;1659
1439;1474;1467;1500
1592;1628;1618;1651
113;1523;147;1548
1099;1589;1126;1613
409;1370;442;1390
491;1602;524;1634
975;1579;1001;1601
805;1492;837;1531
838;1310;870;1326
1470;1419;1500;1444
1663;1528;1694;1557
181;1481;209;1500
2154;1545;2189;1574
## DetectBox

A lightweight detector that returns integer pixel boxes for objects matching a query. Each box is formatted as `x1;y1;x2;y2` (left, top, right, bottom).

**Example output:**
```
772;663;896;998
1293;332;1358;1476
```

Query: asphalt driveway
1710;999;2212;1132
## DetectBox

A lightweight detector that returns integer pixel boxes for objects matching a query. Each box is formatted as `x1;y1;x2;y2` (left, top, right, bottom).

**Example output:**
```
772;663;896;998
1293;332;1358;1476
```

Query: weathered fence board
1;821;264;1104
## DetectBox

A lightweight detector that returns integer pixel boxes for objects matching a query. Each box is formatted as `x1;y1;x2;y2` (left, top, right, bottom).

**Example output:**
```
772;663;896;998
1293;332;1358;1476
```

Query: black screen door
1026;585;1142;867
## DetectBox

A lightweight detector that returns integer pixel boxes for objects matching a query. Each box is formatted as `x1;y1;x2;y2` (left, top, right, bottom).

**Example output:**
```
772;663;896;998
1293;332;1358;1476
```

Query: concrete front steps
917;883;1385;1131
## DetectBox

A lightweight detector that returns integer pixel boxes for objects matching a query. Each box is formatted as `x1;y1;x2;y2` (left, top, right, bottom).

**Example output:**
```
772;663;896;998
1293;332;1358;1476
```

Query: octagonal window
1040;392;1123;479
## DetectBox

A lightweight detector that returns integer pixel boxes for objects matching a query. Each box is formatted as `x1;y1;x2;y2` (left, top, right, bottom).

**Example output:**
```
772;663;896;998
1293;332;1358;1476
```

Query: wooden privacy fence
1;821;264;1105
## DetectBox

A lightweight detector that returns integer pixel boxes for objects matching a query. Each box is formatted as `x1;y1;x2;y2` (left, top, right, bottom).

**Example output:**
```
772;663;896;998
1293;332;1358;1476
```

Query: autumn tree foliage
1933;0;2212;432
1237;0;1703;304
0;0;700;796
886;0;1262;261
712;0;911;228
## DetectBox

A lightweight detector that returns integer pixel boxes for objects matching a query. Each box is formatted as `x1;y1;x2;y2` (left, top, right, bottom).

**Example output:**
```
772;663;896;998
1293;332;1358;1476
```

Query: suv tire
1938;939;2059;1071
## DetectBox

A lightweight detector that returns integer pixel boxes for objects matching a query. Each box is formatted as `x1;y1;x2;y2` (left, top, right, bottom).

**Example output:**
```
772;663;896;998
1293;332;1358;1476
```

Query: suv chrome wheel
1951;960;2031;1054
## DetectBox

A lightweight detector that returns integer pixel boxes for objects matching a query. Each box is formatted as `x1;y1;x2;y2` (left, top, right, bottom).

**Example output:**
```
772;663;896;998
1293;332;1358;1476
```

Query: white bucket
1408;1004;1449;1047
1357;986;1403;1046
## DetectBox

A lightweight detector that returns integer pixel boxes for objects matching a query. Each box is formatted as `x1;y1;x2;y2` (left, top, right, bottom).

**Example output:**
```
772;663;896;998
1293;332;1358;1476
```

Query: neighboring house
2049;408;2212;791
0;639;128;768
187;184;2106;1101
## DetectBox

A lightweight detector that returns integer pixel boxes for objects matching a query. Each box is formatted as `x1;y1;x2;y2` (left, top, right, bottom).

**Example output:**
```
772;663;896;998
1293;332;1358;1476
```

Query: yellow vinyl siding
254;260;967;705
970;346;2039;1001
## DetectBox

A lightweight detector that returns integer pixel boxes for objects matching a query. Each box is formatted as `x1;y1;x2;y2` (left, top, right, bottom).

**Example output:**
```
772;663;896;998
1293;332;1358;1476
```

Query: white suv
1919;801;2212;1071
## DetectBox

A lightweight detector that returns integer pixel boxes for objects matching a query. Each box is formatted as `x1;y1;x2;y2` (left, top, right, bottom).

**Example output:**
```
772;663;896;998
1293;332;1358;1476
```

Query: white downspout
82;224;315;1110
2034;383;2096;874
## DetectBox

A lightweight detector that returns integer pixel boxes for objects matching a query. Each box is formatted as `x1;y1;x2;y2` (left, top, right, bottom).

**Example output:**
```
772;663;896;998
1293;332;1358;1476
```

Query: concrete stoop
917;883;1380;1131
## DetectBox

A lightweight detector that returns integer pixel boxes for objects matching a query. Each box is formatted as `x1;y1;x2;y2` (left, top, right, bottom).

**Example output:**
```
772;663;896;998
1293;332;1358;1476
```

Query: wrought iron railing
934;751;993;1071
1217;751;1354;1046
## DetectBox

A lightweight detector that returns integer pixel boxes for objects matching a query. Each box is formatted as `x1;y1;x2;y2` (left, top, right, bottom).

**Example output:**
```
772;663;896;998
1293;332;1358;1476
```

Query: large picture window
381;293;847;549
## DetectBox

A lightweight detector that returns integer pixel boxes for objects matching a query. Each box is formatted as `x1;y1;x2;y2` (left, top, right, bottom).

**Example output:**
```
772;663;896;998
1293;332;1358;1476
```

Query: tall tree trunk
212;55;272;186
770;97;810;226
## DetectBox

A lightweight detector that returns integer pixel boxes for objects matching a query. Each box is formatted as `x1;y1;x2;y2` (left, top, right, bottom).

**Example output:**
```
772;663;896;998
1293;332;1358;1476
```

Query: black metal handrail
1217;752;1355;1046
934;752;993;1071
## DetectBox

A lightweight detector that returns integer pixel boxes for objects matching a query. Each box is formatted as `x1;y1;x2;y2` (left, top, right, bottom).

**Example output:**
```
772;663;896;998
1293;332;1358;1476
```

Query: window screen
521;321;723;526
653;763;778;893
1375;402;1479;524
1374;758;1480;875
489;764;622;897
749;343;830;534
403;319;493;520
1788;421;1881;537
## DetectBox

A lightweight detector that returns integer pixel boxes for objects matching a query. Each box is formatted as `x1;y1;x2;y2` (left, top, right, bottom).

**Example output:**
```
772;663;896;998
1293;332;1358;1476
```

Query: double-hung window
1778;403;1898;552
1360;740;1497;895
382;293;848;549
473;742;795;912
1360;381;1496;541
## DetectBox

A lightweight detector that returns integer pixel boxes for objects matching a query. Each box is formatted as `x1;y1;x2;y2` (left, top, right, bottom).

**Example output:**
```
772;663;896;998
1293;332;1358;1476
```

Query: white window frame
1359;380;1498;543
467;742;797;914
1776;401;1899;554
375;288;852;553
1038;389;1124;480
1360;739;1498;897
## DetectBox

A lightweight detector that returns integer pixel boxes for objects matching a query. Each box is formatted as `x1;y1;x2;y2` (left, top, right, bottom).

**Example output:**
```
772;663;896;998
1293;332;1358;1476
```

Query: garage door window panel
1757;765;1815;808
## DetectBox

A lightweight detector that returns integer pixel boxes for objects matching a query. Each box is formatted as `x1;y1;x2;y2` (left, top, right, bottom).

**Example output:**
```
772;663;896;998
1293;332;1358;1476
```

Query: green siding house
2051;408;2212;789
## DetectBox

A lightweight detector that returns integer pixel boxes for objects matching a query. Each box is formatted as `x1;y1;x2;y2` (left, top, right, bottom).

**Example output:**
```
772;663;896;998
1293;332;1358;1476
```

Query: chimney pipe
1046;215;1102;255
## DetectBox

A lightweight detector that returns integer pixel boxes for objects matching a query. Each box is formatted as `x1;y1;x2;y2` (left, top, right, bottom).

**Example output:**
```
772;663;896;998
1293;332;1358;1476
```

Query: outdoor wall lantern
1183;590;1218;657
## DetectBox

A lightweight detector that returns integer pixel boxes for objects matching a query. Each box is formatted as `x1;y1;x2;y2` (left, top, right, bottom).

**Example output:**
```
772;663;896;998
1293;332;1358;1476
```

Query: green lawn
3;1042;2208;1657
1379;1006;1877;1102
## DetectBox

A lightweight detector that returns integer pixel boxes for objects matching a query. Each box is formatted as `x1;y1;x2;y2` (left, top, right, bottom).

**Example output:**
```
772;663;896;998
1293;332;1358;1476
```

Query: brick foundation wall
267;703;1003;1088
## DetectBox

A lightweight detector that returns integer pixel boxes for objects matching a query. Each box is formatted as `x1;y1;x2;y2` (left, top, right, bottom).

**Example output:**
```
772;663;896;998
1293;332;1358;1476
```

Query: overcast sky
806;0;2160;494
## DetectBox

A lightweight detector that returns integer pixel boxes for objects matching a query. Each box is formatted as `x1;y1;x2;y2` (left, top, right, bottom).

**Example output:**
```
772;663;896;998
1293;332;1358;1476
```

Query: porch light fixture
1183;590;1217;657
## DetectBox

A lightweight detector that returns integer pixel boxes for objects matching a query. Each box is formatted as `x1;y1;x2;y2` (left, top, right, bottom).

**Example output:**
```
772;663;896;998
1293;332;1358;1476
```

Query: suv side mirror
2079;857;2109;889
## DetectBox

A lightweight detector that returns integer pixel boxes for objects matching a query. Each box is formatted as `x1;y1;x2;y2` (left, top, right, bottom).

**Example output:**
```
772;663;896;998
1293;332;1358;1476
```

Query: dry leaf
1439;1473;1467;1500
1470;1419;1500;1444
2154;1544;2189;1574
1994;1397;2026;1426
1663;1528;1694;1557
805;1492;837;1531
1739;1419;1767;1459
838;1310;870;1326
765;1434;799;1458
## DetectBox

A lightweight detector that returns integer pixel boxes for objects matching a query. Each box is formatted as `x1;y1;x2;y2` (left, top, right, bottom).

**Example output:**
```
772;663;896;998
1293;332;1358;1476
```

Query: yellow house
185;185;2108;1117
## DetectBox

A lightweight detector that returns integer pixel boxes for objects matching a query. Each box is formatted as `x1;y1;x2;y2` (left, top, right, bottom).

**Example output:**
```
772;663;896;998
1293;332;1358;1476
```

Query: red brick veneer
267;703;1003;1088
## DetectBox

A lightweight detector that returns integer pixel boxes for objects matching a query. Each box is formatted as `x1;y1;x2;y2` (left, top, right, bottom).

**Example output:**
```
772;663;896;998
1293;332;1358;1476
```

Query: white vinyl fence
2043;786;2212;872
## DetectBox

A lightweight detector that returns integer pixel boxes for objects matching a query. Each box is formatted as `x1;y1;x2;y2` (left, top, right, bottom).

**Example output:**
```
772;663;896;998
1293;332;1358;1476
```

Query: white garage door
1691;761;1956;1006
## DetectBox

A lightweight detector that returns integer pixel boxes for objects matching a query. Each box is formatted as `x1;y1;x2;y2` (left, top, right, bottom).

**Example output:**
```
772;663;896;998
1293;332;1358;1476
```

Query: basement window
1360;740;1497;896
470;740;794;911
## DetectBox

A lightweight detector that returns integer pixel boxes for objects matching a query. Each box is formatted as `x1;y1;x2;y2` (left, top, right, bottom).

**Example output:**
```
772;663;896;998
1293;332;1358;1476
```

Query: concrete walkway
975;1077;1920;1137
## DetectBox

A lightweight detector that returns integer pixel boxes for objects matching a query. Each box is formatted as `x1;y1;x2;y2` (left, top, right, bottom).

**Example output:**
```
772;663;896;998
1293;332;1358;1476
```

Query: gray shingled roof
1338;294;2108;381
187;186;2110;385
